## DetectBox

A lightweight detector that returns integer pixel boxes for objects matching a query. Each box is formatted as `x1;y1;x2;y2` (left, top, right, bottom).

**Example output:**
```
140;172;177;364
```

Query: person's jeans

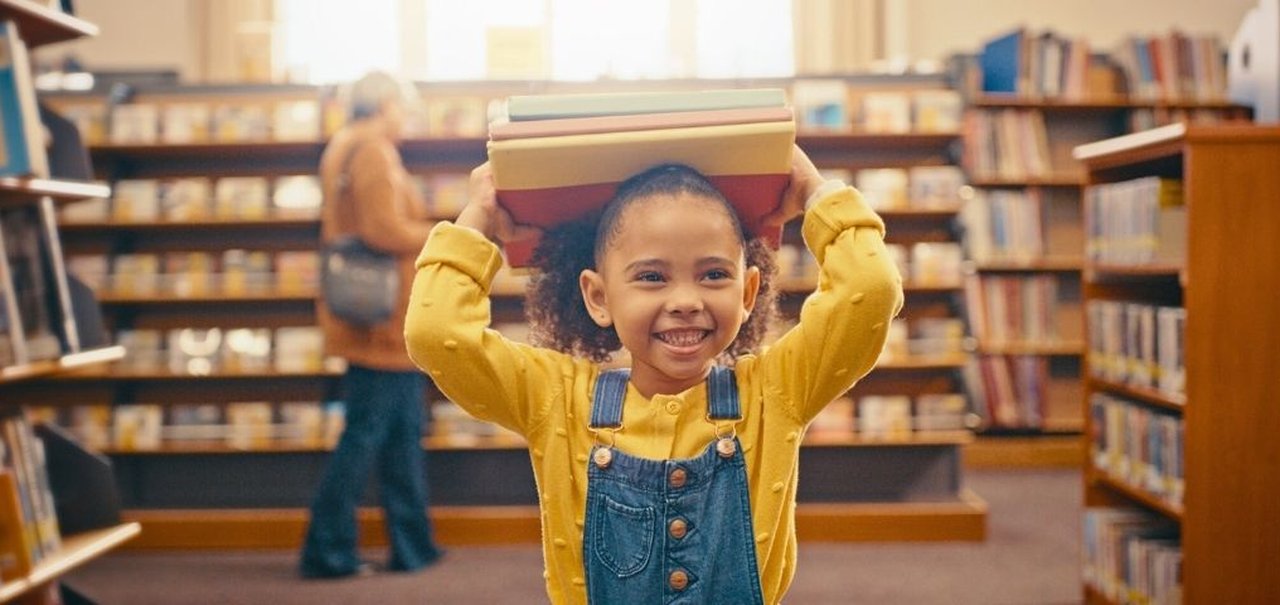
300;364;441;576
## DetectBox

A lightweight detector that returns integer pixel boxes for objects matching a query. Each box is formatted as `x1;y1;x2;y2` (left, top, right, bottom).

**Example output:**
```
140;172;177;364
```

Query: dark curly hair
525;164;778;363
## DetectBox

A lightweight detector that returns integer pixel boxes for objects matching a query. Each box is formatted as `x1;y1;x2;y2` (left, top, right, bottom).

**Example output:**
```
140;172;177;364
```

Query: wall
35;0;1261;82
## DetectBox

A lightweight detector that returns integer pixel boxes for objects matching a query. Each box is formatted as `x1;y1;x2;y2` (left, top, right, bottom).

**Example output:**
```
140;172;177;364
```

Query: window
279;0;794;83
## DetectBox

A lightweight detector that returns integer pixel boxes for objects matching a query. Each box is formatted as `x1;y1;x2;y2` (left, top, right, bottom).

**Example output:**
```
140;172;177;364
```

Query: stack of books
487;89;797;266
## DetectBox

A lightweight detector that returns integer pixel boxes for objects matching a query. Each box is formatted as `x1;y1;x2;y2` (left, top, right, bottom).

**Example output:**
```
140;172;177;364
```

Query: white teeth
659;330;707;347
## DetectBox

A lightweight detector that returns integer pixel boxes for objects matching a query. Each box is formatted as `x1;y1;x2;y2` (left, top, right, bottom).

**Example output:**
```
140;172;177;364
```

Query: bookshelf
0;3;138;604
957;95;1250;445
25;77;990;548
1074;123;1280;604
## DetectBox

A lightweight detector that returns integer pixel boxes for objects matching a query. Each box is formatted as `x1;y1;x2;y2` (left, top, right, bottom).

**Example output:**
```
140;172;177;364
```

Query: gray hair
343;70;419;121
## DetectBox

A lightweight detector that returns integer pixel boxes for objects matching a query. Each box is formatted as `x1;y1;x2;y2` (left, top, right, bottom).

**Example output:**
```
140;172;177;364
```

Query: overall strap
707;366;741;420
589;369;631;429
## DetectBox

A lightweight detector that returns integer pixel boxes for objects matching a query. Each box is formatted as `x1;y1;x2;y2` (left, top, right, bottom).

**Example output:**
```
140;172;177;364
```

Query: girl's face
579;193;760;397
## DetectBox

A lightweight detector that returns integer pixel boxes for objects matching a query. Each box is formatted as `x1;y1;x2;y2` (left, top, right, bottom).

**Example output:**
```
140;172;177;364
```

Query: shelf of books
1074;123;1280;604
953;27;1252;447
26;76;993;547
0;4;142;604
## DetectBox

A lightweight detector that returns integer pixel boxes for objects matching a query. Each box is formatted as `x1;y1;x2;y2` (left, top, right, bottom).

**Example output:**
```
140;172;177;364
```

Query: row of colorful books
1083;507;1181;605
0;413;60;580
70;99;324;146
961;109;1054;181
960;188;1084;263
819;166;967;212
111;326;330;376
28;401;345;452
776;240;963;289
977;28;1125;100
59;176;322;224
69;250;319;297
1087;301;1186;400
1090;392;1185;509
1111;32;1229;103
789;80;962;133
810;394;972;438
1085;176;1186;267
964;274;1080;346
881;317;967;363
962;354;1071;430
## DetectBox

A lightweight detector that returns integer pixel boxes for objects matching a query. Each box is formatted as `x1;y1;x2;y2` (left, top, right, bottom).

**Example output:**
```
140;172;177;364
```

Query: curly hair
525;164;778;363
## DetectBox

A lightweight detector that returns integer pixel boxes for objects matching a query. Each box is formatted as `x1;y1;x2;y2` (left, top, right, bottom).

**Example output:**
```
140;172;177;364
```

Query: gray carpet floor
63;469;1082;604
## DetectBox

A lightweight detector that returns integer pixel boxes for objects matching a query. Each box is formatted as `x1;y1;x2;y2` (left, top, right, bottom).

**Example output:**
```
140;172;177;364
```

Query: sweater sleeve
758;182;905;424
403;222;567;436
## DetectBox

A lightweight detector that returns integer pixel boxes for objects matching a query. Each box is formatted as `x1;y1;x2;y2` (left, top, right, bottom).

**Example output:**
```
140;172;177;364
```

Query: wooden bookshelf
58;215;320;232
0;523;140;603
0;7;138;604
1075;124;1280;603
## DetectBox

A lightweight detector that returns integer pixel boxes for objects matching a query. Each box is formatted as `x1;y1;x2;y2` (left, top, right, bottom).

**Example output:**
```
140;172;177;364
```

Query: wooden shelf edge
0;345;127;384
0;177;109;203
0;0;98;47
0;522;140;602
1088;469;1183;521
118;495;987;549
964;434;1083;469
1086;377;1185;412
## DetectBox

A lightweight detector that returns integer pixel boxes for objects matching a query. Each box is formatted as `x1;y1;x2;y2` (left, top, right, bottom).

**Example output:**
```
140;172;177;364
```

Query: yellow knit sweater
405;183;903;604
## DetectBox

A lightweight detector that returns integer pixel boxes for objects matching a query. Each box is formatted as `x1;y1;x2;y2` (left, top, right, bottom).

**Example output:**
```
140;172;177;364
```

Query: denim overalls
583;367;764;604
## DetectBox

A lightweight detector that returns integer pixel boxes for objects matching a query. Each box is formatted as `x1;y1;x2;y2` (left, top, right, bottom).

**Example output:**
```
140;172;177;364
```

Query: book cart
0;2;137;603
1074;123;1280;604
18;74;991;549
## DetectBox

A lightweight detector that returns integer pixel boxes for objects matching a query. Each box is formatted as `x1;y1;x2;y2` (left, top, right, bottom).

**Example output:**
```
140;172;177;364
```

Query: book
981;27;1027;94
160;178;212;221
214;176;270;219
271;175;322;216
427;96;488;138
857;395;912;440
860;92;912;133
164;403;224;442
854;168;908;210
160;103;211;144
108;103;160;144
272;99;321;141
211;104;271;142
912;89;963;132
112;404;163;450
0;21;48;177
112;179;161;222
790;79;850;131
504;88;786;121
225;402;274;449
490;106;794;141
273;326;324;372
488;118;795;267
1;206;64;362
167;327;222;375
222;327;272;372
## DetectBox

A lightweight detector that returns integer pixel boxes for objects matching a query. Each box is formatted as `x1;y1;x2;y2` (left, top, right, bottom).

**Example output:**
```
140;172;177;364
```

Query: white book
505;88;786;121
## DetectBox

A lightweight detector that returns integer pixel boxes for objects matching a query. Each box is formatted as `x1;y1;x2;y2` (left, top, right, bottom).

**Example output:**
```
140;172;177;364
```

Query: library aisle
61;469;1081;605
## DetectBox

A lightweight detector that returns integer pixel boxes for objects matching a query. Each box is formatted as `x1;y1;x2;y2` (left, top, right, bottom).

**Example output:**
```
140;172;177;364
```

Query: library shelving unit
957;93;1250;467
21;76;988;549
0;2;138;603
1074;123;1280;604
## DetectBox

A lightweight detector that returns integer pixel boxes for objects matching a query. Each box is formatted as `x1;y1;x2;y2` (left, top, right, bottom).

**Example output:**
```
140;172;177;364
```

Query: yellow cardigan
405;183;903;604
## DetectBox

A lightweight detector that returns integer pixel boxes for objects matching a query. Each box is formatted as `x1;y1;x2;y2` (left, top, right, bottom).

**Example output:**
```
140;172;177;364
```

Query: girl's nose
665;283;704;314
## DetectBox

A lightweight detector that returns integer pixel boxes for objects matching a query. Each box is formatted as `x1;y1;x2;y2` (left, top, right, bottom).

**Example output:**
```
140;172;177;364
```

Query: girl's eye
704;269;732;281
635;271;664;282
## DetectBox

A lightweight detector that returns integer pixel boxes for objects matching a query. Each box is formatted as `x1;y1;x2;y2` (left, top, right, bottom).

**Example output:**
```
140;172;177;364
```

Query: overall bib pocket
590;493;655;577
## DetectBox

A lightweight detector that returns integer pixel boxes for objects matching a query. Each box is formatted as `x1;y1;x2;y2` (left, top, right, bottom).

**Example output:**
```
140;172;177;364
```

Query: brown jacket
318;122;433;371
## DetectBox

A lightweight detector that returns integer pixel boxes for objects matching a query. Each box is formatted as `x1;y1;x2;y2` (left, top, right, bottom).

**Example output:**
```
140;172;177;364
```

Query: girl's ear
741;265;761;319
579;269;613;327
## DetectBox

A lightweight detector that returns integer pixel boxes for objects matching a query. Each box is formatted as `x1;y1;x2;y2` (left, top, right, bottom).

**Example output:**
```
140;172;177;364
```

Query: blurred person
299;70;443;579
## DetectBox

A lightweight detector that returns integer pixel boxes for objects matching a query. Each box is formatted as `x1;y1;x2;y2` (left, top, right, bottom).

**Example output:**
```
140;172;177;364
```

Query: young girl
405;145;903;604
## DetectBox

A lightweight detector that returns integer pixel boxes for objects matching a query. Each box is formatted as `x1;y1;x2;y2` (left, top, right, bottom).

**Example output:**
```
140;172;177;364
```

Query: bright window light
280;0;794;83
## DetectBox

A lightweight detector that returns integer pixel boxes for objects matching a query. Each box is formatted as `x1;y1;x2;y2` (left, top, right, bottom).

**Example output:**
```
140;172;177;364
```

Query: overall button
668;467;687;488
669;570;689;591
668;518;687;539
716;438;736;458
593;448;613;469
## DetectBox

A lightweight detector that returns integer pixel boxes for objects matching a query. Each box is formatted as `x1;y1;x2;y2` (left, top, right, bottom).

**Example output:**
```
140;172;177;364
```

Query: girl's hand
761;144;825;229
456;162;540;243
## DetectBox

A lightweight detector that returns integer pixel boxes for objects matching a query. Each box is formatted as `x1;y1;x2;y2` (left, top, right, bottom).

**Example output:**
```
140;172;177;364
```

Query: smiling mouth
655;329;711;348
